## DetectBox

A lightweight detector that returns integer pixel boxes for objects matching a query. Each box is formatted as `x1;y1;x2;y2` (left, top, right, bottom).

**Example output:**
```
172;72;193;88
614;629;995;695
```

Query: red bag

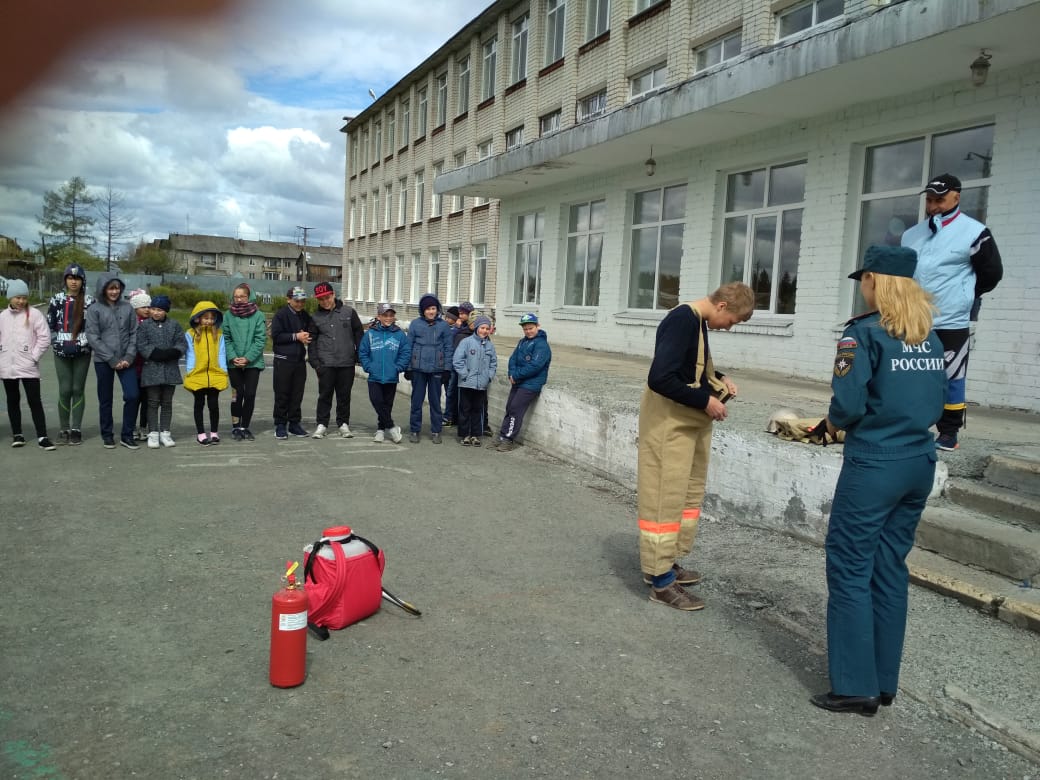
303;526;385;631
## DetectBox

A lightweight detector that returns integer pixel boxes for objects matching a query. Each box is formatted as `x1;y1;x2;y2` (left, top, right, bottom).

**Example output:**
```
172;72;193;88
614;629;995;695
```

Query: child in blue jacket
452;315;497;446
494;312;552;452
359;303;412;443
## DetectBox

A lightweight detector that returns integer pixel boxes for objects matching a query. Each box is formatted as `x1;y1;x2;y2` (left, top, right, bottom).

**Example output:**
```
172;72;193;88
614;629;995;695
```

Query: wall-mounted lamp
645;146;656;177
970;49;992;87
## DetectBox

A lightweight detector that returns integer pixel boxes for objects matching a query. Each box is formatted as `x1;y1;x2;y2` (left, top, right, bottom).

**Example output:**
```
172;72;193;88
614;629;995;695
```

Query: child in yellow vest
184;301;229;445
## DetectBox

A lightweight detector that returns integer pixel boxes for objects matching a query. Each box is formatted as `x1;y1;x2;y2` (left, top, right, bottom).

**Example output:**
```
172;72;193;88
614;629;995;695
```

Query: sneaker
103;437;116;449
11;434;25;448
373;429;385;442
497;438;516;452
338;423;353;438
120;437;140;450
241;428;255;441
408;431;420;443
209;432;220;445
147;432;160;449
70;429;82;445
275;424;288;440
442;419;455;427
231;428;243;442
197;433;210;446
38;436;56;451
483;427;493;437
312;424;328;439
431;433;443;444
289;422;308;437
648;582;705;612
643;564;703;587
470;436;481;447
461;436;472;446
59;430;70;446
389;426;403;443
134;427;146;442
936;432;959;451
160;431;176;448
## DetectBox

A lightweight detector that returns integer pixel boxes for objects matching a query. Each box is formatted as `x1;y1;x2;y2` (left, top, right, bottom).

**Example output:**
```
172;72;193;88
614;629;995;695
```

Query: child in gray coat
452;315;497;446
136;295;186;448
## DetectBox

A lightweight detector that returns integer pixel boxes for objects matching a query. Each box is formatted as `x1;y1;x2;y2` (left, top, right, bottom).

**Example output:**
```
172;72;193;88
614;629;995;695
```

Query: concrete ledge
916;506;1040;581
945;478;1040;531
985;451;1040;498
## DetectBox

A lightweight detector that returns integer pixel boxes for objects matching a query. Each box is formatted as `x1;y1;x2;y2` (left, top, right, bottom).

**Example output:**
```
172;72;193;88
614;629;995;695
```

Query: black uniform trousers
272;359;306;425
315;366;356;427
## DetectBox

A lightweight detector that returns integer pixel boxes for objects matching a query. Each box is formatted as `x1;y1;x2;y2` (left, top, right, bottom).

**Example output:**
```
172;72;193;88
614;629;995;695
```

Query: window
360;129;369;168
350;135;360;171
629;184;686;310
457;56;470;114
380;257;390;301
513;212;544;305
401;99;410;143
417;87;428;137
432;161;444;218
359;196;367;235
448;247;461;303
545;1;566;65
349;199;357;239
696;30;741;71
387;110;395;150
586;0;609;39
384;184;392;228
482;37;497;101
265;271;279;281
373;120;382;160
368;260;377;302
577;89;607;122
778;0;843;39
629;63;667;98
506;126;524;151
856;124;994;309
371;189;379;233
476;141;493;206
357;260;366;301
398;177;408;226
436;72;448;127
722;161;806;314
539;110;561;136
345;262;354;298
452;151;466;212
472;244;488;305
566;199;604;306
634;0;664;11
394;254;406;302
410;252;422;303
428;250;441;296
511;14;529;84
414;170;425;221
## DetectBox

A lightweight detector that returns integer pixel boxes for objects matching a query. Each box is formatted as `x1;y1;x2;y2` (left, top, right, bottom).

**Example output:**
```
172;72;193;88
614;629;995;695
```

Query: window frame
471;243;488;306
435;71;448;127
539;110;562;137
576;89;607;122
398;176;408;226
401;99;411;143
414;170;425;222
373;119;382;160
394;253;406;303
634;0;664;12
452;151;467;213
417;87;428;138
410;252;422;303
457;56;471;114
565;198;605;307
431;160;444;218
447;247;462;303
481;37;498;101
380;256;390;302
585;0;609;40
777;0;843;40
384;183;392;229
513;211;544;306
506;126;524;151
511;13;529;84
428;250;441;297
387;110;395;150
629;63;667;99
695;29;742;71
545;0;567;66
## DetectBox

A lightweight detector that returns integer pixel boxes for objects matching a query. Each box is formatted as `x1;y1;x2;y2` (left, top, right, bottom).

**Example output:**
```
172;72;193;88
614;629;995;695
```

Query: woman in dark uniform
810;245;946;716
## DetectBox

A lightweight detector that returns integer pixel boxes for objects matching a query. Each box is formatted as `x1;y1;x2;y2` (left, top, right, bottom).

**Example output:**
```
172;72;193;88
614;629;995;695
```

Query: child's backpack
303;526;386;634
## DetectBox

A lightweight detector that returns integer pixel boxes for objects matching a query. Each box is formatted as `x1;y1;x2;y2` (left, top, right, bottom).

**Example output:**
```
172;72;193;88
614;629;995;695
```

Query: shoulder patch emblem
837;337;858;350
834;351;855;378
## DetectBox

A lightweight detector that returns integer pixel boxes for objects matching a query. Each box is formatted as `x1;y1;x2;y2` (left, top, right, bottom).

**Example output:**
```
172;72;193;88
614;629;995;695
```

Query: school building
341;0;1040;413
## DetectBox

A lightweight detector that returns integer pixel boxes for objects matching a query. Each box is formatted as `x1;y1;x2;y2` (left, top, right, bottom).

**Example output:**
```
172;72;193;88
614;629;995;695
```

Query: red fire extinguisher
269;561;308;688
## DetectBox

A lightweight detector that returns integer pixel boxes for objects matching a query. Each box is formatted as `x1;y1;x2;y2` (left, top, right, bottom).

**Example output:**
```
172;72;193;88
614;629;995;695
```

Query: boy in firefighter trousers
808;245;945;716
638;282;754;612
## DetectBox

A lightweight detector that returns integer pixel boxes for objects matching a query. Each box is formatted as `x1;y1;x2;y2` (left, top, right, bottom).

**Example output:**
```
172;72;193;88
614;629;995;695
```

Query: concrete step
945;477;1040;531
908;547;1040;634
985;450;1040;499
916;502;1040;582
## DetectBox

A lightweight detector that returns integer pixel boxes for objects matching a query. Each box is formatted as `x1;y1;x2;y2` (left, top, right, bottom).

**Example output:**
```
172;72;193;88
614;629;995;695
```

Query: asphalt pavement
1;365;1039;779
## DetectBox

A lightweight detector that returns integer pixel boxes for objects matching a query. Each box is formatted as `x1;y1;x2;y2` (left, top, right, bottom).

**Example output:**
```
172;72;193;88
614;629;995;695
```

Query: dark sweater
646;305;718;410
271;305;313;363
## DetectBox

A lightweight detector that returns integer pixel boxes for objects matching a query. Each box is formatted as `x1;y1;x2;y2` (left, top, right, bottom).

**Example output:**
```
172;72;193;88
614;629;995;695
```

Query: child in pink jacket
0;279;56;449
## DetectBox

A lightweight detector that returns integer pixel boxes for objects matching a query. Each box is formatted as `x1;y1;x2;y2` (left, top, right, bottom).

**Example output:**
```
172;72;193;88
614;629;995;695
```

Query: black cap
849;245;918;280
921;174;961;196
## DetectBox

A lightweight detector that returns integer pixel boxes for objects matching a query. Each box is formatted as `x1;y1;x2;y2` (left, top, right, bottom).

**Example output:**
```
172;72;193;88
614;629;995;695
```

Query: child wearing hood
84;274;139;449
136;295;186;448
452;314;497;446
405;293;453;443
184;301;229;445
0;279;56;449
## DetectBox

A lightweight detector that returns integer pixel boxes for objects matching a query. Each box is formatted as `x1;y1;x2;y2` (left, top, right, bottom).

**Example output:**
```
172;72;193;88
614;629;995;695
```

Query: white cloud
0;0;488;254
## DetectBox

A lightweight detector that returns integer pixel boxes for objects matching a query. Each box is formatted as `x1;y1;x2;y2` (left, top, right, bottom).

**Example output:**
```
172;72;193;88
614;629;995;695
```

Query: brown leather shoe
643;563;703;586
648;582;705;611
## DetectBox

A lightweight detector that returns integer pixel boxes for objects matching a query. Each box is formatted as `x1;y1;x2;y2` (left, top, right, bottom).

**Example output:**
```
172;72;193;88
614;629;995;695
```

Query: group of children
3;269;551;451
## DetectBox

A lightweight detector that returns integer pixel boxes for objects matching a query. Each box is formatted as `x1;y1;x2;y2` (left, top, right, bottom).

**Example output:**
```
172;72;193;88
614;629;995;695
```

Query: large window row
345;244;488;307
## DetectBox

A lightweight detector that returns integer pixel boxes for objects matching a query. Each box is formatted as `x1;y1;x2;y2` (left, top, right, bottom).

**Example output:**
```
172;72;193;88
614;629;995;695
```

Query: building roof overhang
436;0;1040;199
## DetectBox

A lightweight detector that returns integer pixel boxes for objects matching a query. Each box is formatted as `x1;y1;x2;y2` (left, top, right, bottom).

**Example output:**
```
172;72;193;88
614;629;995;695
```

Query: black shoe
288;422;308;437
59;430;70;446
242;428;255;441
38;437;56;451
103;437;116;449
231;428;243;441
70;429;83;445
11;434;25;448
810;692;879;717
880;692;895;706
120;437;140;450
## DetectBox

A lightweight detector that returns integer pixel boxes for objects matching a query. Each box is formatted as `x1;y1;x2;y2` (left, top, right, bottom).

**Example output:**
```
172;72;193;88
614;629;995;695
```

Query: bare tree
95;187;137;271
39;176;96;253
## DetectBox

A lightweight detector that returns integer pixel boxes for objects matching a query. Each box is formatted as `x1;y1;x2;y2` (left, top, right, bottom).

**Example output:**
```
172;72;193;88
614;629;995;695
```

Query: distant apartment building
343;0;1040;413
155;234;341;283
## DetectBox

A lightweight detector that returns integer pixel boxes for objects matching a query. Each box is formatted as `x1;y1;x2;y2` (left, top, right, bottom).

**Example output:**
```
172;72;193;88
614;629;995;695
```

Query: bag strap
304;533;383;584
686;304;715;386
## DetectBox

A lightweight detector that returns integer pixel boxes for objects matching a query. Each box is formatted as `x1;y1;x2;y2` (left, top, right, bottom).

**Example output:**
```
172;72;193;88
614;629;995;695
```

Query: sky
0;0;489;255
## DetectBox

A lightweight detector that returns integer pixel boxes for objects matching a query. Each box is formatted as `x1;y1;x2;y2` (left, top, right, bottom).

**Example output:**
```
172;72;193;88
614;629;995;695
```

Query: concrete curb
909;562;1040;634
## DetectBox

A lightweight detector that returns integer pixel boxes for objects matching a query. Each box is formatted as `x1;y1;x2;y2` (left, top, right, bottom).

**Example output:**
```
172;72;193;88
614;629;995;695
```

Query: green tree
95;187;137;271
121;242;177;275
39;176;97;252
52;244;105;272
